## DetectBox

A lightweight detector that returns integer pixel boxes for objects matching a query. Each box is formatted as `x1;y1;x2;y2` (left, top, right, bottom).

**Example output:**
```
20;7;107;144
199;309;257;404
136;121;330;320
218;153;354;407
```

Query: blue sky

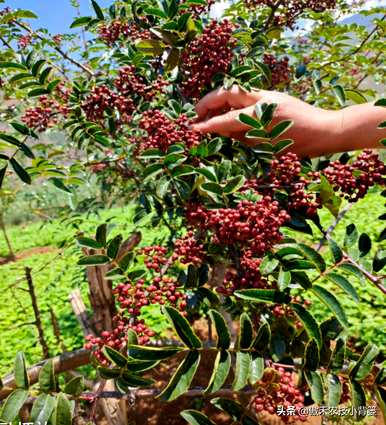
4;0;112;34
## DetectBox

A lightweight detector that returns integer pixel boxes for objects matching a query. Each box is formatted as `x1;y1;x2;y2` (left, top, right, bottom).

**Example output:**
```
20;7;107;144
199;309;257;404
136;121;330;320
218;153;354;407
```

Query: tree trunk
0;212;15;259
83;249;116;333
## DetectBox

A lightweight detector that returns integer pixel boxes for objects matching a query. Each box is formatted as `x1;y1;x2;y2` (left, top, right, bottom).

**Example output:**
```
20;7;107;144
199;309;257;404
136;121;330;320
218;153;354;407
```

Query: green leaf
103;346;128;367
119;372;154;388
127;345;183;361
157;351;200;401
12;10;38;19
96;223;107;245
70;16;92;28
350;344;379;381
181;410;216;425
328;239;343;263
239;313;253;349
252;321;271;353
345;89;367;104
77;237;104;249
208;310;231;350
39;359;55;393
312;285;348;328
237;113;261;129
196;167;217;182
290;303;322;349
297;243;326;272
156;176;170;198
31;59;46;76
326;272;359;302
278;268;291;291
344;224;358;248
223;175;245;194
164;306;202;349
330;338;345;370
136;39;166;56
211;398;258;425
78;255;110;266
0;166;7;188
205;350;231;394
10;158;31;184
305;371;324;405
91;0;105;20
107;234;122;259
14;352;29;389
249;354;264;384
0;389;29;422
234;289;290;304
98;367;121;379
327;374;342;407
260;257;279;275
201;182;223;195
333;85;346;106
350;380;366;419
0;62;27;70
273;139;294;153
375;98;386;107
143;163;164;180
31;394;55;423
50;178;71;193
51;393;72;425
269;120;293;139
261;103;277;126
304;339;319;371
358;233;371;257
233;352;251;391
28;88;50;97
63;376;83;396
10;121;37;138
126;359;160;373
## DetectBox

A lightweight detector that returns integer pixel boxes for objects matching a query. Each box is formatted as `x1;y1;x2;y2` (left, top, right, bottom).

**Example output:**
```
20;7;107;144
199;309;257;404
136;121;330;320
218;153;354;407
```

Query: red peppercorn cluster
323;150;385;201
182;0;215;17
17;34;33;49
219;257;269;296
186;198;290;256
180;20;235;99
244;153;320;217
245;1;336;28
114;66;167;101
263;54;291;87
172;231;205;266
52;34;62;45
135;110;201;153
85;316;155;366
82;85;135;123
253;366;307;423
113;276;186;317
98;20;150;45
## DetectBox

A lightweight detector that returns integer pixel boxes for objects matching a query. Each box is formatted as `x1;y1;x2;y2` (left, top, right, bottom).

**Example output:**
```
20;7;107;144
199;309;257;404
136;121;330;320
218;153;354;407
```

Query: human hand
192;85;341;158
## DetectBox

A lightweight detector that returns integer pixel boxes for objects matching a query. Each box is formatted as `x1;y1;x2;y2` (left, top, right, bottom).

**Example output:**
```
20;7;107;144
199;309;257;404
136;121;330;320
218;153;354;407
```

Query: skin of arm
191;86;386;158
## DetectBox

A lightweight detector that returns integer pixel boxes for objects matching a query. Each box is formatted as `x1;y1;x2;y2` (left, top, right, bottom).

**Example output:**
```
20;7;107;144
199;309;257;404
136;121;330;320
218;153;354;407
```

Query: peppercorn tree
0;1;385;424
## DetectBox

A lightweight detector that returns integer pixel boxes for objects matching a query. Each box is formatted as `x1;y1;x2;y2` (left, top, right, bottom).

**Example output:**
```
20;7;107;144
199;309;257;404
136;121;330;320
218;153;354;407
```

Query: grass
0;191;384;376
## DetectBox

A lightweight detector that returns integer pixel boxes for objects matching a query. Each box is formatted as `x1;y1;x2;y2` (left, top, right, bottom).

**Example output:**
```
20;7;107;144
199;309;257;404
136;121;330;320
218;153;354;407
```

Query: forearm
327;103;386;154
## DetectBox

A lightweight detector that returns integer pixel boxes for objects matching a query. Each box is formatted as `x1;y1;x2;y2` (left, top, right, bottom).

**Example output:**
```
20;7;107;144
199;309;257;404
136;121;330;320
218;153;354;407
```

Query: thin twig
14;21;95;77
25;267;50;359
317;14;386;71
316;203;353;251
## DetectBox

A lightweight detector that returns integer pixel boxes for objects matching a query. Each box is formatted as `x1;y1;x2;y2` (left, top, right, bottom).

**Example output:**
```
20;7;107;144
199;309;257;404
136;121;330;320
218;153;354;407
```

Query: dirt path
0;246;58;265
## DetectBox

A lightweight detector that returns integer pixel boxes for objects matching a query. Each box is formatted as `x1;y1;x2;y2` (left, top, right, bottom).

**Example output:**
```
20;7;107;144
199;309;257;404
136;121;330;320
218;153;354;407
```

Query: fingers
192;106;254;136
195;86;265;120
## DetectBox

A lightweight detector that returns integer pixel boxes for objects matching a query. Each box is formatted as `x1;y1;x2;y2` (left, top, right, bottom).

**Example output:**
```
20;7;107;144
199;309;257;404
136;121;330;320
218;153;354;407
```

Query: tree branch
0;349;91;400
14;21;95;77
